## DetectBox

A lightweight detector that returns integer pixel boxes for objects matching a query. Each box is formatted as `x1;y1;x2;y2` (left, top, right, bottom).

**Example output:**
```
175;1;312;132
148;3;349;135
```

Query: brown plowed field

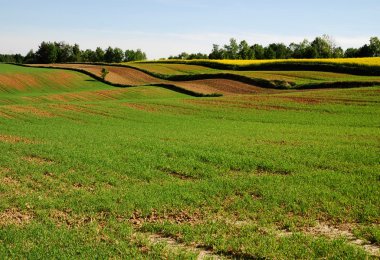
30;64;272;95
30;64;164;86
0;74;39;91
176;79;273;95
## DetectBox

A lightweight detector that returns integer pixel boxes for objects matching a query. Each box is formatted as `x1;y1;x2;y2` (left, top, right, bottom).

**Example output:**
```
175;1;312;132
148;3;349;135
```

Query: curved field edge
16;64;221;97
136;58;380;76
23;62;380;90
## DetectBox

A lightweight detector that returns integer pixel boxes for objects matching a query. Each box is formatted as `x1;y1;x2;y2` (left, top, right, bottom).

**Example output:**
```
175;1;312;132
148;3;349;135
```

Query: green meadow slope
0;64;379;259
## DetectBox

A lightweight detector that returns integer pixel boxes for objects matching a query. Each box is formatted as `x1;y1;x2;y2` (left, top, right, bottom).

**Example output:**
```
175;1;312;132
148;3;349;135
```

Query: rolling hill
0;63;379;258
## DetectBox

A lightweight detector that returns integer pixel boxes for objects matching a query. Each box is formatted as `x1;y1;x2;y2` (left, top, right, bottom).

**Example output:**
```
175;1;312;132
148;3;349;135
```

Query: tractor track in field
139;232;223;260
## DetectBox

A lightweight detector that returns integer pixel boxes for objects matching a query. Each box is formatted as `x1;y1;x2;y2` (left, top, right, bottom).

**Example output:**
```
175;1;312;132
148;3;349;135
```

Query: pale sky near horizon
1;0;379;59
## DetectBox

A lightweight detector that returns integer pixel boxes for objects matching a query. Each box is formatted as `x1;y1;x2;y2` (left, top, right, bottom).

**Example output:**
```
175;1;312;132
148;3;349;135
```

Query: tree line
0;41;147;64
1;36;380;64
168;35;380;60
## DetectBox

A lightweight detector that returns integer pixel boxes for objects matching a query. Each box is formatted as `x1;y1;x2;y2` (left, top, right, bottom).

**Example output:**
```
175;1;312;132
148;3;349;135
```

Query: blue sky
1;0;379;58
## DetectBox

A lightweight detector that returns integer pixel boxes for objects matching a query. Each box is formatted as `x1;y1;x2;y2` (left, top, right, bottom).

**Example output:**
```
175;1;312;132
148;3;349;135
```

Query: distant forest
0;42;147;64
168;35;380;60
1;35;379;64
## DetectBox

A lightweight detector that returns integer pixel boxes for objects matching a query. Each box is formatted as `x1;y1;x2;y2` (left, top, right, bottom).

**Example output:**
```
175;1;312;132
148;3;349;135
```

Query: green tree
188;53;208;60
209;44;223;59
310;35;336;58
113;48;124;63
36;41;58;63
104;47;115;63
357;44;372;57
289;39;310;58
178;52;189;60
369;37;380;56
332;47;344;58
264;46;276;59
266;43;290;59
101;67;109;80
224;38;239;59
135;49;147;61
125;49;147;61
23;50;36;64
95;47;105;62
71;44;82;62
82;49;97;62
238;40;254;59
54;42;73;63
251;44;265;59
124;50;135;62
344;48;359;58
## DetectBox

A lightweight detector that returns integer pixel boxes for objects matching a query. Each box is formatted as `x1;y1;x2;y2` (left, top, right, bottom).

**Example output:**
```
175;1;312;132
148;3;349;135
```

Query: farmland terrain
30;62;380;93
0;63;379;259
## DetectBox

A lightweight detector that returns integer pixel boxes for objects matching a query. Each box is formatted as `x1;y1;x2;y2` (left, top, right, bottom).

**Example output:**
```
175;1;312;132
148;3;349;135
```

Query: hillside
28;61;380;95
0;63;379;258
29;63;274;95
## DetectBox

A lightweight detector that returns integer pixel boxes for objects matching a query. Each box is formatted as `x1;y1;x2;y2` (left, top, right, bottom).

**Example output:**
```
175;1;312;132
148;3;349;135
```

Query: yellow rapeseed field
151;57;380;67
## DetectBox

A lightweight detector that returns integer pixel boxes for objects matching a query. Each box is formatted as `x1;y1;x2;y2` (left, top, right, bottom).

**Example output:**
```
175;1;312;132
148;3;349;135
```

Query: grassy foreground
0;64;379;259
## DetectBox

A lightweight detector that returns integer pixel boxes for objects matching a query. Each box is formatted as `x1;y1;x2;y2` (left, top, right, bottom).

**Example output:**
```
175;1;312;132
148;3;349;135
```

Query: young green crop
0;64;379;258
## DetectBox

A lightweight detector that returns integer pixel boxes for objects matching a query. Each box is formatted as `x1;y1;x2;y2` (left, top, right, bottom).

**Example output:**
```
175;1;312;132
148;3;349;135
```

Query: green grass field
1;64;379;259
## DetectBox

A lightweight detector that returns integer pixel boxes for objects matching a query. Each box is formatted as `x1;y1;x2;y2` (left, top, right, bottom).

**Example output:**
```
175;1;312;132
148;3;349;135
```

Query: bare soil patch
303;223;379;257
129;209;202;228
128;209;221;259
281;96;321;104
0;167;11;174
49;210;110;230
49;103;116;118
0;74;39;91
0;134;35;144
5;105;54;118
123;103;196;115
1;176;20;186
275;222;380;257
23;155;54;165
0;208;34;226
177;79;272;95
143;232;222;260
44;88;129;103
106;66;164;85
158;166;195;180
49;103;86;113
123;103;157;112
33;64;165;86
0;111;14;119
185;99;296;111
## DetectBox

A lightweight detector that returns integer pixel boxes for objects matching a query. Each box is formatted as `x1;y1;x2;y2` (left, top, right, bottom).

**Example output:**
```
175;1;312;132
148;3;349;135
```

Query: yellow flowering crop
147;57;380;67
